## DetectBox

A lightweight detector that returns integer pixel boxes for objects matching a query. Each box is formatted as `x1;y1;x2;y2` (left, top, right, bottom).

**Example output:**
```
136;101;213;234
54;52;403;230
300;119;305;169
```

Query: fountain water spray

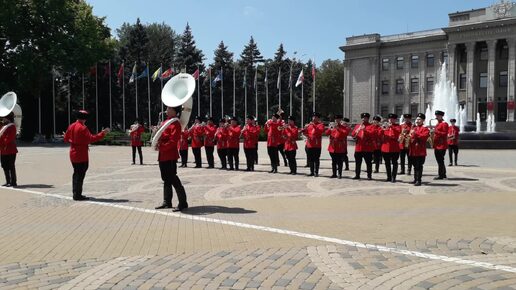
476;113;481;133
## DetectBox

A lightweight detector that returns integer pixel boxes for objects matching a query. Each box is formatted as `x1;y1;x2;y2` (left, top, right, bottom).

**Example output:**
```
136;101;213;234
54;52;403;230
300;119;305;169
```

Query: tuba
151;73;195;150
0;92;22;137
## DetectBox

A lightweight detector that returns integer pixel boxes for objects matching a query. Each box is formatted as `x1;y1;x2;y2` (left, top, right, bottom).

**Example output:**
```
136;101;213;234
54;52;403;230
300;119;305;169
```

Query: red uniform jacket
178;130;189;151
227;125;241;149
264;121;282;147
204;124;217;147
399;122;412;150
216;127;228;149
189;125;204;148
326;125;350;153
381;124;401;153
433;121;449;150
409;125;430;157
64;121;106;163
351;122;376;152
157;118;180;161
372;124;382;151
283;126;299;151
0;124;18;155
302;122;325;149
447;125;459;146
130;125;145;147
242;125;260;149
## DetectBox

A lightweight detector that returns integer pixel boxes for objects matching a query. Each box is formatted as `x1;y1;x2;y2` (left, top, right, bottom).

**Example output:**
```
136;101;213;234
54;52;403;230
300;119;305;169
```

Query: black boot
10;169;17;187
331;163;337;178
3;169;10;187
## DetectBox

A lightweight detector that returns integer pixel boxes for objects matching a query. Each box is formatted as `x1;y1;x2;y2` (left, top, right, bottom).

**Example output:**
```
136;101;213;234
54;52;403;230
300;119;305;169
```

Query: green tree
239;36;263;69
315;59;344;119
176;23;204;73
127;18;148;64
210;41;234;118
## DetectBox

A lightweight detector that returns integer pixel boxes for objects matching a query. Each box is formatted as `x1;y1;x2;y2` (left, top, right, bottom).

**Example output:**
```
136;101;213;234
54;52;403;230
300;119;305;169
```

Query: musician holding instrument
380;114;401;183
371;115;383;174
189;116;205;168
398;114;413;175
264;113;282;173
252;118;260;165
282;116;299;175
302;112;325;177
216;119;229;169
447;118;460;166
64;110;110;201
129;119;144;165
277;110;289;167
204;117;217;169
432;110;449;180
342;118;352;171
409;113;430;186
326;114;350;179
178;126;189;167
351;113;376;180
227;117;241;170
242;115;260;171
0;112;18;187
155;106;188;211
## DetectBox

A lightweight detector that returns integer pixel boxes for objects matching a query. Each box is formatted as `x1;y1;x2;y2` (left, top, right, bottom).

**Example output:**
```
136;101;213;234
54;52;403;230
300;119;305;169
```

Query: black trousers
179;149;188;166
244;148;257;170
131;146;143;164
448;145;459;165
205;146;215;168
71;162;88;197
217;148;227;168
192;147;202;167
399;149;412;173
158;160;187;207
343;153;349;170
382;152;400;181
1;154;17;186
285;150;297;173
411;156;426;182
329;152;344;176
434;149;447;178
373;150;382;172
306;148;322;175
227;148;239;170
267;146;279;170
354;151;373;178
278;143;288;166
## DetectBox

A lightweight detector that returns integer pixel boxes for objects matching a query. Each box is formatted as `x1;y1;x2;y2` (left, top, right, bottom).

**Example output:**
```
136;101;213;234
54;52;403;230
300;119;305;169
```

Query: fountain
430;63;459;123
476;113;481;133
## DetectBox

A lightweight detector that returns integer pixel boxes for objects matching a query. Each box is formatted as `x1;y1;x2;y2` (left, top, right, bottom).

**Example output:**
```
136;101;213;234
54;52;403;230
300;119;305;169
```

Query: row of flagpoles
50;61;317;135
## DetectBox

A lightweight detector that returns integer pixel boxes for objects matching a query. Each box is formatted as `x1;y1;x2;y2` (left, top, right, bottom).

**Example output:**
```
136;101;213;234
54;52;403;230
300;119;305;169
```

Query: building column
465;42;476;121
508;38;516;122
487;39;498;105
447;43;457;86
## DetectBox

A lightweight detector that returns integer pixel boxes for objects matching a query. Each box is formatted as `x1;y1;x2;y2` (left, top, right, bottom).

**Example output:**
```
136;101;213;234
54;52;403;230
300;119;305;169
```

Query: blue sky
87;0;495;64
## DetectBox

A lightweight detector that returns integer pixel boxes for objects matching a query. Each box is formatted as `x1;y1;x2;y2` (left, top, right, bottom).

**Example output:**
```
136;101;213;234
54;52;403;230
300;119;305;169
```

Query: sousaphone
0;92;23;136
151;73;195;149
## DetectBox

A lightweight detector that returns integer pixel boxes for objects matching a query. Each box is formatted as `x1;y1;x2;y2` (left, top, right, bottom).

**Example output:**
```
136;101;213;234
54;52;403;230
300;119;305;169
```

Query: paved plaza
1;140;516;289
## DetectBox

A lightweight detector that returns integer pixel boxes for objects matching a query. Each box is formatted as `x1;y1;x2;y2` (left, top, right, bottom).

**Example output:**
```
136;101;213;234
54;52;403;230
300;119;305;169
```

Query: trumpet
381;121;391;129
426;119;438;147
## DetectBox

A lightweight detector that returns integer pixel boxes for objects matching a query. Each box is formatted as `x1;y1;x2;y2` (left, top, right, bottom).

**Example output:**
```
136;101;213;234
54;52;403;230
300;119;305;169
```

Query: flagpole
96;63;99;132
289;62;293;115
68;76;71;125
301;79;304;127
52;67;56;137
122;61;126;131
278;67;281;110
135;63;139;119
265;66;269;119
244;67;247;119
312;60;316;112
161;64;164;123
197;65;200;117
109;60;112;128
221;68;224;118
82;73;85;110
209;69;212;116
232;66;236;116
147;62;151;128
38;97;42;134
255;66;258;118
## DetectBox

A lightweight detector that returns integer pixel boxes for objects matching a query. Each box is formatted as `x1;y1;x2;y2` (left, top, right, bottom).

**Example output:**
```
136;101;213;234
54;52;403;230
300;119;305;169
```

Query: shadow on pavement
15;184;54;189
423;183;459;187
89;197;132;203
184;205;257;215
446;177;479;181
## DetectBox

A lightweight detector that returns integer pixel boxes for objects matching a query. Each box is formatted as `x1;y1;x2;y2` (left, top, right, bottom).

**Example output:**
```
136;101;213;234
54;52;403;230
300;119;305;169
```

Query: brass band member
448;118;460;166
264;113;282;173
433;110;449;180
302;112;325;177
277;111;289;167
282;116;299;174
242;115;260;171
189;116;204;168
342;118;351;171
372;115;383;173
0;112;18;187
351;113;375;180
399;114;413;175
204;117;217;168
409;113;430;186
129;119;144;165
215;119;229;169
178;126;189;167
325;114;350;179
155;106;188;211
227;117;241;170
380;114;401;183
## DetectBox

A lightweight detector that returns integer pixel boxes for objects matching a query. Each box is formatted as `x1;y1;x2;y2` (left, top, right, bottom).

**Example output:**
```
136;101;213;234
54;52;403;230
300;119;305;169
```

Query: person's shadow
89;197;132;203
184;205;257;215
14;184;54;189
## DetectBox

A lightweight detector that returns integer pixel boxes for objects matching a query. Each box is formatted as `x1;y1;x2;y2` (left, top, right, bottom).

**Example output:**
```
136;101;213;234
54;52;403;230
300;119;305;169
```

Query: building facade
340;1;516;124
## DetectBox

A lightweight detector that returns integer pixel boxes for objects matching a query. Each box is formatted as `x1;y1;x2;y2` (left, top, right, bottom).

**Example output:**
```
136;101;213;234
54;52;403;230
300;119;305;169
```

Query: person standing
409;113;430;186
215;119;228;169
189;116;204;168
264;114;282;173
448;119;460;166
380;114;401;183
0;112;18;187
342;118;352;171
302;112;325;177
326;114;350;179
155;106;188;211
253;118;261;165
351;113;375;180
227;117;241;170
242;115;260;171
178;127;189;167
64;110;109;200
277;111;289;167
129;119;144;165
371;115;383;173
204;117;217;169
283;116;299;174
432;110;449;180
399;114;413;175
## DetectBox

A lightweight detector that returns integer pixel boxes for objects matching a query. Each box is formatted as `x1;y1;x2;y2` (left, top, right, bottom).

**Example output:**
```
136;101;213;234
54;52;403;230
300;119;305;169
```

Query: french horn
0;92;22;137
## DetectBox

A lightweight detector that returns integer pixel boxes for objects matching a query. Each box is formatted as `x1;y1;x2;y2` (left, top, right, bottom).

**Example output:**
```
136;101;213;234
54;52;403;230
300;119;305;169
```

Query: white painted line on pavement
5;186;516;274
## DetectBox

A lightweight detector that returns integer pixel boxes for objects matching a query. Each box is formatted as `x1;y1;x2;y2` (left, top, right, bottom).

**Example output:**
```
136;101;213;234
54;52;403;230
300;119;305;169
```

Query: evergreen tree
127;18;149;64
176;23;205;73
239;36;264;69
210;41;234;118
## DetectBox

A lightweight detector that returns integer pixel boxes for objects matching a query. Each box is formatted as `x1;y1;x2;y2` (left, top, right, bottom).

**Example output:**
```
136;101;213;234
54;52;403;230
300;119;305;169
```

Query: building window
410;104;419;117
500;71;508;87
382;58;390;71
480;47;488;61
500;44;509;60
396;57;404;70
459;73;467;90
411;55;419;69
427;54;435;67
479;72;488;88
442;52;448;64
380;105;389;117
410;78;419;93
426;77;434;92
395;105;403;117
381;80;389;95
396;79;404;94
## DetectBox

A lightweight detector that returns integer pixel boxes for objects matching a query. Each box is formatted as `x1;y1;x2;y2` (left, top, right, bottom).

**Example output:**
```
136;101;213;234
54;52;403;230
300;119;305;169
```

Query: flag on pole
264;67;268;83
103;63;111;78
192;68;200;80
212;70;222;87
129;63;137;83
295;69;304;87
243;69;247;88
161;68;174;80
117;63;124;84
137;65;148;79
276;67;281;89
89;66;97;77
152;67;162;82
